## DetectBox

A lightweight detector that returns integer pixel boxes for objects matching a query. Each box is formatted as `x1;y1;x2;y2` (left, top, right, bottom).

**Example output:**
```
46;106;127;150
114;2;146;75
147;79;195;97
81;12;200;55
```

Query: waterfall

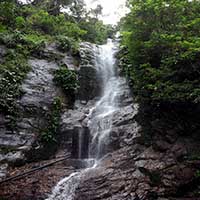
46;39;123;200
88;39;119;159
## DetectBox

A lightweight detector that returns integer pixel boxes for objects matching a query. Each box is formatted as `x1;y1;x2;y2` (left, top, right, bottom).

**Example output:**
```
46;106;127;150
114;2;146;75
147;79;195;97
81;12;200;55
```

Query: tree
90;4;103;19
69;0;87;22
120;0;200;103
32;0;73;15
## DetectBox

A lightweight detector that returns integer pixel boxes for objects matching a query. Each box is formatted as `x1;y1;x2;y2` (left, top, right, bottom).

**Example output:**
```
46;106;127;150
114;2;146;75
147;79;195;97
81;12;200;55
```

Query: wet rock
0;45;6;63
77;65;102;100
0;150;25;167
171;143;187;160
20;59;61;108
153;141;171;152
62;55;77;70
77;42;102;100
0;163;8;181
112;104;137;127
60;100;96;158
61;109;86;132
0;134;34;148
42;43;65;60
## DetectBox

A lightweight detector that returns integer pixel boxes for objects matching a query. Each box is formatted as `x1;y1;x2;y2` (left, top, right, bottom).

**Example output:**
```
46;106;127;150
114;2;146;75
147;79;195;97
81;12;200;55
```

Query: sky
84;0;128;24
19;0;128;24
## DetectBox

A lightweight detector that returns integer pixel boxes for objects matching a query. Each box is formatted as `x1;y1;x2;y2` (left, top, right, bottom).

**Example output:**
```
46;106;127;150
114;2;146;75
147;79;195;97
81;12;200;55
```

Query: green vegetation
0;0;114;44
80;20;115;44
196;170;200;178
53;65;79;95
56;35;79;54
41;97;62;144
120;0;200;104
0;51;30;114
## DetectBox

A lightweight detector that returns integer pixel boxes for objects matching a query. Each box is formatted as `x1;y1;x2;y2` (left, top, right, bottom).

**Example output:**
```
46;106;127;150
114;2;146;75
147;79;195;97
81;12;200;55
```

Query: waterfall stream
47;39;123;200
88;39;119;159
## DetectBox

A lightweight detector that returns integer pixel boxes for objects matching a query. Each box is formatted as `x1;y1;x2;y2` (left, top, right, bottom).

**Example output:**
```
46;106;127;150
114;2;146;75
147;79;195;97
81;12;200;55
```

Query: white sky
85;0;128;24
19;0;128;24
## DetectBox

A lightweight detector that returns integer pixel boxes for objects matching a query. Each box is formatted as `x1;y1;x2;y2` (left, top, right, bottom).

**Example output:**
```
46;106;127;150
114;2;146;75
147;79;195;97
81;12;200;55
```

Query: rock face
0;46;68;180
77;42;102;101
0;45;6;63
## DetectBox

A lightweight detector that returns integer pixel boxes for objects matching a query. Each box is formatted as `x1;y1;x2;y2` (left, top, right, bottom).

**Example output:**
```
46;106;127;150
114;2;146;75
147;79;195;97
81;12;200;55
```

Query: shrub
0;1;16;26
21;33;46;52
56;35;79;54
53;65;79;95
15;16;26;29
28;10;56;34
0;23;7;33
0;31;24;48
41;97;62;144
0;52;30;114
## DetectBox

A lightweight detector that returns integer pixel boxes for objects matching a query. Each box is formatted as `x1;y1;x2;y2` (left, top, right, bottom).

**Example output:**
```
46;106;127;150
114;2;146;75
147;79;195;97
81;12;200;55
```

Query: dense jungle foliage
120;0;200;104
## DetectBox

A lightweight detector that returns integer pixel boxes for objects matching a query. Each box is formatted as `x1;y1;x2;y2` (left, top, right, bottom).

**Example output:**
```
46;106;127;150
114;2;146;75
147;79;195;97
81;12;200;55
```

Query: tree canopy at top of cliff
120;0;200;104
0;0;115;45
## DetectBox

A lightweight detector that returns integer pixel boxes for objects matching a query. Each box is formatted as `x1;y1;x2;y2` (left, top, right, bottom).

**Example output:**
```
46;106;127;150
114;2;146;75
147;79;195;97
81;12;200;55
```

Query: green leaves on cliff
120;0;200;103
53;66;79;95
41;97;62;144
0;52;30;114
56;35;79;54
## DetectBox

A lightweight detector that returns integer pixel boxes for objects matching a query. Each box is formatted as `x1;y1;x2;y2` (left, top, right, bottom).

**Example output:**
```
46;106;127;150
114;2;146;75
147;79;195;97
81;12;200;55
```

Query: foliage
80;19;115;44
31;0;74;15
28;10;56;34
195;169;200;179
120;0;200;104
0;52;30;114
0;0;114;44
15;16;26;29
56;35;79;54
21;33;46;53
0;1;17;26
53;65;79;95
41;97;62;144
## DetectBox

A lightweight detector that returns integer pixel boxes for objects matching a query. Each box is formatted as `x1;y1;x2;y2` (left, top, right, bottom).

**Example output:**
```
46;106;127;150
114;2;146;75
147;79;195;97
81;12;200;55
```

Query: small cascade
46;172;81;200
71;126;89;159
47;39;129;200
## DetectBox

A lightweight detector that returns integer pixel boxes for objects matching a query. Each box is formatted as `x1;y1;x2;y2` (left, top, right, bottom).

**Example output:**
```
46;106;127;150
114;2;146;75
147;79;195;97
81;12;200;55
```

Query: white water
46;39;121;200
88;39;120;158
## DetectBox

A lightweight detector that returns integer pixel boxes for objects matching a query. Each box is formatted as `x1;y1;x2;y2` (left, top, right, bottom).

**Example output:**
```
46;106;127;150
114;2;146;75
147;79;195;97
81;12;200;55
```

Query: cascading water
47;39;123;200
88;39;120;159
